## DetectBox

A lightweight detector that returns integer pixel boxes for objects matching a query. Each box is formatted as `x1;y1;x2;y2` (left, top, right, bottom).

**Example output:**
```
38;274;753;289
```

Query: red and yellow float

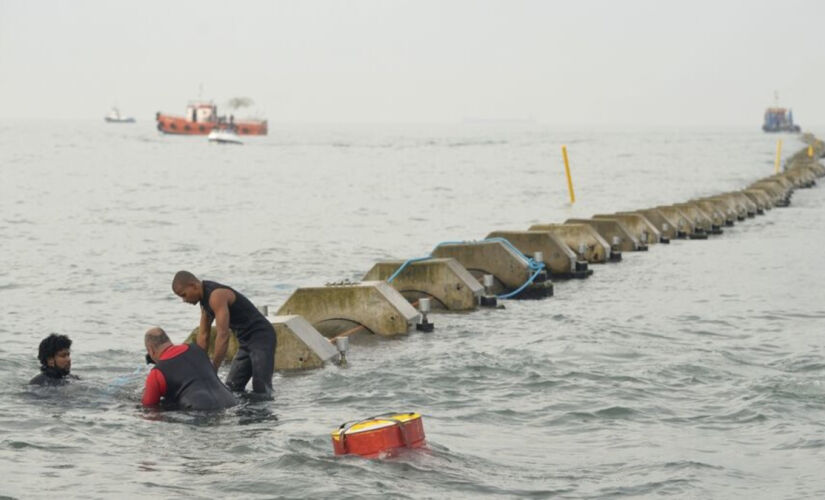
331;412;426;458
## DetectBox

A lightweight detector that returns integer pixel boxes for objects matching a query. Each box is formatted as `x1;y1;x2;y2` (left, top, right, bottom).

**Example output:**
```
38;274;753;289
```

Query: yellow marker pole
775;139;782;173
562;145;575;204
808;145;814;157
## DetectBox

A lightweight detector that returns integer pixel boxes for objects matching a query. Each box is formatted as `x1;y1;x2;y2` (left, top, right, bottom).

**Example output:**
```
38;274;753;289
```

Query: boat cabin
187;102;218;123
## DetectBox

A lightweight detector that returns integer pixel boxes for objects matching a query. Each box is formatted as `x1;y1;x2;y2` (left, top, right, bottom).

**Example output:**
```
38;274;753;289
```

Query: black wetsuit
29;367;78;386
200;280;276;395
154;344;237;410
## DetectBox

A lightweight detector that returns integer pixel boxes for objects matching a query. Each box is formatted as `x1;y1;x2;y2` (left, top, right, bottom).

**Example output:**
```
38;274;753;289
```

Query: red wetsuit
141;344;189;406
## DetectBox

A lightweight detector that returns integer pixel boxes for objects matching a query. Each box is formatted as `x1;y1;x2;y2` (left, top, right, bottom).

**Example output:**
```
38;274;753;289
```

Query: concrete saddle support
595;213;665;245
185;314;340;370
565;218;644;253
362;258;482;311
431;240;553;299
624;208;678;241
486;230;592;279
672;202;717;236
653;205;695;239
692;199;732;227
276;281;420;338
527;223;612;263
742;189;773;212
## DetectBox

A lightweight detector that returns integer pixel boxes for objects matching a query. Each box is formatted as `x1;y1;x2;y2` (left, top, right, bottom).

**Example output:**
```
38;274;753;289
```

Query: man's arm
196;307;212;350
141;369;166;406
209;288;235;372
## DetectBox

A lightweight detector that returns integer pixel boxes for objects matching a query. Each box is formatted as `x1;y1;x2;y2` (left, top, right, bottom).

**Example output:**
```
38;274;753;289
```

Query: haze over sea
1;120;824;499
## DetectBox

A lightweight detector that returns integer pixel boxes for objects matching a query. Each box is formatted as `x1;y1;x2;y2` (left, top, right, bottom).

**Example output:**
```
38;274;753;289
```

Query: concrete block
184;315;339;370
431;240;553;298
627;208;679;240
594;213;661;245
742;188;773;210
693;199;731;226
527;223;611;263
276;281;420;338
672;202;715;233
486;230;591;279
654;205;695;238
362;258;482;311
565;218;643;251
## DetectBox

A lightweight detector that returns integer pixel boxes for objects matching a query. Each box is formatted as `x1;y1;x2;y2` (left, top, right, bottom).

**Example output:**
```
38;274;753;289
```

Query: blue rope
386;238;545;299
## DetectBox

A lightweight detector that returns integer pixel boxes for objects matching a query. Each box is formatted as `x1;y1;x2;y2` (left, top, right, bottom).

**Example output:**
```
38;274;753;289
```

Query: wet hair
38;334;72;368
172;270;199;290
145;327;171;349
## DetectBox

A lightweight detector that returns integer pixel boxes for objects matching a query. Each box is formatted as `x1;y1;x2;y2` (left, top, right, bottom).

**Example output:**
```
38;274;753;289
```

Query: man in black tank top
142;327;237;410
172;271;276;397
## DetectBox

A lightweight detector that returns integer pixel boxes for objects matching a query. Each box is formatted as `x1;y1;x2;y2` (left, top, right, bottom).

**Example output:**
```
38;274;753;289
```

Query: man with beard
29;334;79;386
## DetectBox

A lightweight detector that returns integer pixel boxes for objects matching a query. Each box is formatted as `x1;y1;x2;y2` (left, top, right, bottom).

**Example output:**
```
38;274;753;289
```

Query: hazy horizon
1;0;823;126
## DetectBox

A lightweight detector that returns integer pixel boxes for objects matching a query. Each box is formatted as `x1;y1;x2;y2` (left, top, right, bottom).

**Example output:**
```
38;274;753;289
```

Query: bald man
142;327;237;410
172;271;276;397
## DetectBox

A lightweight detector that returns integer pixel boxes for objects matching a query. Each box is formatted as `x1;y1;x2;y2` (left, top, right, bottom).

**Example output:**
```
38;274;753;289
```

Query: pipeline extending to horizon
194;133;825;370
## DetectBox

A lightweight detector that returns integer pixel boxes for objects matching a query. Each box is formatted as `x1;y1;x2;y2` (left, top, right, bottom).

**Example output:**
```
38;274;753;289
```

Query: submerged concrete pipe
624;209;678;241
672;202;715;236
565;218;643;252
185;315;339;370
276;281;420;338
527;223;611;263
596;213;662;245
431;240;553;298
654;205;695;238
362;258;482;311
486;230;591;279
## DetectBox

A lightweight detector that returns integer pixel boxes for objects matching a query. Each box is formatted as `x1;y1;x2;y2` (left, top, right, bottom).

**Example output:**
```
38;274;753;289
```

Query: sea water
0;120;823;498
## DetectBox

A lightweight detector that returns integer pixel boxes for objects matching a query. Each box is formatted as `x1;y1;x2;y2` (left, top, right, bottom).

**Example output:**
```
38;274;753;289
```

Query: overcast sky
1;0;823;125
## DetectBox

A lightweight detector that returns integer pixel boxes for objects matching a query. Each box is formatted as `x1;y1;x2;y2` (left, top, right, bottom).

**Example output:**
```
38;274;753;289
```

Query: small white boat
207;128;243;145
104;107;135;123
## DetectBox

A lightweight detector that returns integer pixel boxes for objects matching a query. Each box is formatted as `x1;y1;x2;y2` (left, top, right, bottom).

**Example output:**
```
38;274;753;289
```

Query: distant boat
104;107;135;123
156;101;267;135
207;127;243;145
762;92;800;133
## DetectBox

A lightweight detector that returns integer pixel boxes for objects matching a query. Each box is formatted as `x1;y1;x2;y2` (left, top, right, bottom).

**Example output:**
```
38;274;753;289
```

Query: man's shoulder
28;372;69;386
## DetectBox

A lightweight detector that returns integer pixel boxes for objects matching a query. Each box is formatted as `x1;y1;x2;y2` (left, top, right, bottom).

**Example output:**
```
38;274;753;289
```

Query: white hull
208;130;243;145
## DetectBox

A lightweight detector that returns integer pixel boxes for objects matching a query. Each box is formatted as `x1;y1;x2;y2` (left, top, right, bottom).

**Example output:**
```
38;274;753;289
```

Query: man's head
144;327;172;363
172;270;202;305
38;334;72;374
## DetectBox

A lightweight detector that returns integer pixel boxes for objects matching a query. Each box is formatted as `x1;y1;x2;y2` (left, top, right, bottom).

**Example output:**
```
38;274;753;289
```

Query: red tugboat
156;101;267;135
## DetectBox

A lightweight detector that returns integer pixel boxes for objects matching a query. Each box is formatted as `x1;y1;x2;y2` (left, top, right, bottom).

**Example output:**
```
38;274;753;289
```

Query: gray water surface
1;121;823;499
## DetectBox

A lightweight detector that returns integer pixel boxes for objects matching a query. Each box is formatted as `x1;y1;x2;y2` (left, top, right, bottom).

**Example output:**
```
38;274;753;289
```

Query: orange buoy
331;412;426;458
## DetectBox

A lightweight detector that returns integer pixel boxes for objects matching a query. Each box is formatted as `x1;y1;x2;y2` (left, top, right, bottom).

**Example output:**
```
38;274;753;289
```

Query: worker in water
29;333;79;386
172;271;276;398
141;327;237;410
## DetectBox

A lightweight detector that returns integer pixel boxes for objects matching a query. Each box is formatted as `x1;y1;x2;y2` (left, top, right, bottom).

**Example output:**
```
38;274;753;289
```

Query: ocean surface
1;120;823;499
